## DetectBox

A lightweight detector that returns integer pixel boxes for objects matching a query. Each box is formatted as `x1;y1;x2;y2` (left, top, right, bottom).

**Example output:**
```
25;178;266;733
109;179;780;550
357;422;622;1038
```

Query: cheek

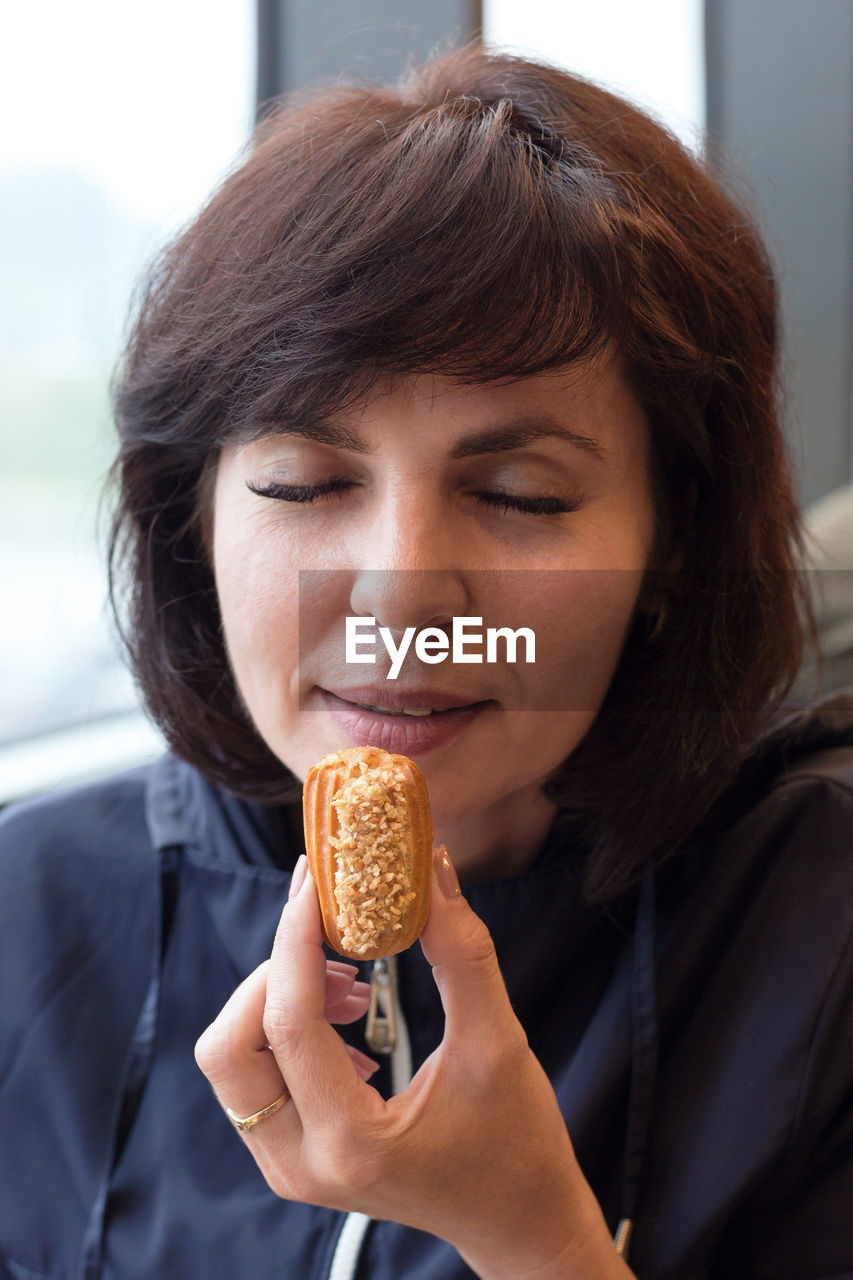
512;569;643;712
213;523;301;697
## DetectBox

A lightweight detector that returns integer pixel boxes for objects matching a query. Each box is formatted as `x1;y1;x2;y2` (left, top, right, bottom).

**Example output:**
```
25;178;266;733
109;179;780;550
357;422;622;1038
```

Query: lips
325;685;480;712
320;686;493;755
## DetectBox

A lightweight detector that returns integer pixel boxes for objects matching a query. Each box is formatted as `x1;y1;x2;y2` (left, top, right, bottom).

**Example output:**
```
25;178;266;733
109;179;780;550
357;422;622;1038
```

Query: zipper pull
365;957;396;1054
614;1218;633;1260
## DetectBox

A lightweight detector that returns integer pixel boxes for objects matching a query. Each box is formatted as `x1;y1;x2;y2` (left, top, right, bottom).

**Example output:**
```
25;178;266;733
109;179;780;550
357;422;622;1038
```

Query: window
0;0;255;798
483;0;705;151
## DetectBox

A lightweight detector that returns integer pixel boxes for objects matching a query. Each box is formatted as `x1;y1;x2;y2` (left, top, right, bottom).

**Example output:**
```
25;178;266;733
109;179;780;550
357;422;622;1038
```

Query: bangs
185;94;634;440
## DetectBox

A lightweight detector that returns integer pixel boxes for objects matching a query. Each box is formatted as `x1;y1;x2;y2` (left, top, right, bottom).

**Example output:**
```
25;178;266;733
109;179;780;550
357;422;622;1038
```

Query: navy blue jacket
2;695;853;1279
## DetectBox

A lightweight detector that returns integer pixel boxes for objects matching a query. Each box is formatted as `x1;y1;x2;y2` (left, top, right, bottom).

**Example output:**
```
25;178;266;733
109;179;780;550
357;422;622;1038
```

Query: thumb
419;847;513;1037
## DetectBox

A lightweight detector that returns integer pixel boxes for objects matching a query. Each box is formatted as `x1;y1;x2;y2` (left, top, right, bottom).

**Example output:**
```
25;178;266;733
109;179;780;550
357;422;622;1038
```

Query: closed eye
246;479;580;517
474;491;581;516
246;479;355;503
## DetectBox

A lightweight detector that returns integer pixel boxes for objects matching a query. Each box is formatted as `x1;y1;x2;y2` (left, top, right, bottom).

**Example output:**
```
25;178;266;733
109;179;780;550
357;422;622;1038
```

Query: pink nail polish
434;845;461;899
348;1045;381;1080
288;854;307;900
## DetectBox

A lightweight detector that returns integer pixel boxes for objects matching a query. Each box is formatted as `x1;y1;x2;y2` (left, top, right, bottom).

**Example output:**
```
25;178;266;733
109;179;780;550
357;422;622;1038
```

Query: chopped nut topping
330;761;416;955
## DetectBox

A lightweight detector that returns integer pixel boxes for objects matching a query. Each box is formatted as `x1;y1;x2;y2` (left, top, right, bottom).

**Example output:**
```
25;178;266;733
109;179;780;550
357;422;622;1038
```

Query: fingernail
434;845;461;899
288;854;307;900
348;1045;381;1081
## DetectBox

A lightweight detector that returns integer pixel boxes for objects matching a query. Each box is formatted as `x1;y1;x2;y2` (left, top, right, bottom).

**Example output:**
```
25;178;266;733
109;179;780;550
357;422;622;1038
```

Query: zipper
367;955;412;1096
365;957;396;1055
328;955;412;1280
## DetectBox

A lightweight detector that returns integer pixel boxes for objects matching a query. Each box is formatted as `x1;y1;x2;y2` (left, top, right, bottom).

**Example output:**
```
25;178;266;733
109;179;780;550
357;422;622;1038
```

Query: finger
328;988;371;1024
194;960;289;1122
275;857;329;1019
195;951;374;1135
194;957;367;1058
347;1044;381;1082
264;865;369;1115
283;865;366;1018
324;964;358;998
324;962;370;1022
419;847;516;1040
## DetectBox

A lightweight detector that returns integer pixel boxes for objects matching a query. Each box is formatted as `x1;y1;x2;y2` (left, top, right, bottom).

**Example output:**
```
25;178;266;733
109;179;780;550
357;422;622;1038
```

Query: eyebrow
448;418;607;460
267;422;370;452
267;416;607;459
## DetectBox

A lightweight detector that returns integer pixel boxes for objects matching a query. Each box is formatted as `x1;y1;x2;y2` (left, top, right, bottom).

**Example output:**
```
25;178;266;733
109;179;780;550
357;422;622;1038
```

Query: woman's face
213;364;657;874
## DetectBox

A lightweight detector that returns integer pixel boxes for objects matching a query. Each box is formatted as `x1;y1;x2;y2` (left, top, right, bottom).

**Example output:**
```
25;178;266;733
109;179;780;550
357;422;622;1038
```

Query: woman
2;45;853;1280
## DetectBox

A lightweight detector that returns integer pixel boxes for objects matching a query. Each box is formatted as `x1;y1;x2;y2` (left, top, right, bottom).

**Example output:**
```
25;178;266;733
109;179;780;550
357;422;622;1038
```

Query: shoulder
0;762;154;880
723;739;853;863
703;752;853;977
707;725;853;1271
698;690;853;881
674;702;853;956
659;697;853;1086
0;767;168;1267
0;760;153;836
640;704;853;1270
0;764;161;977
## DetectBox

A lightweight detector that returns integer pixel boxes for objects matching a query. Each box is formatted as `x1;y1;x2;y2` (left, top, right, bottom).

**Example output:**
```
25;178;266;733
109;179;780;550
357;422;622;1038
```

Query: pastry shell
303;746;433;960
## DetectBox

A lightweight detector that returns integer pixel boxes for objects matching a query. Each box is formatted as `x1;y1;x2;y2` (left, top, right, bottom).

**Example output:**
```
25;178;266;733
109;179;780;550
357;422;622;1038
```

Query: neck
432;784;558;883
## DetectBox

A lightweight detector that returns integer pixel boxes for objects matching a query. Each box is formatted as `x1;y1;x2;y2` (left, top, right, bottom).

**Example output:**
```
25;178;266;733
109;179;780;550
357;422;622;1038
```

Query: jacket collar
146;751;303;871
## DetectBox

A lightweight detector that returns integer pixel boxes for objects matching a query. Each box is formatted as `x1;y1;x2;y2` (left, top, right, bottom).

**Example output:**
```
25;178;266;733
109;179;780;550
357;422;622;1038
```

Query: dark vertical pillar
257;0;481;114
705;0;853;504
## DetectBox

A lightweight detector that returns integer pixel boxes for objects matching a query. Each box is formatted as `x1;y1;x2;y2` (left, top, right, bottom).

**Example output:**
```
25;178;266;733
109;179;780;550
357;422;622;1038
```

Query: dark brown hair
109;45;805;899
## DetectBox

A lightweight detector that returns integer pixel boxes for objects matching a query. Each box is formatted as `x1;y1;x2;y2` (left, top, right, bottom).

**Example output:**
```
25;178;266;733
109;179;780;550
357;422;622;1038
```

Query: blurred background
1;0;851;799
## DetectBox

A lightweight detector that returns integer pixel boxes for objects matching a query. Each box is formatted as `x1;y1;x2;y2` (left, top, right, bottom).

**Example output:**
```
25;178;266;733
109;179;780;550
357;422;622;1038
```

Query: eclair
302;746;433;960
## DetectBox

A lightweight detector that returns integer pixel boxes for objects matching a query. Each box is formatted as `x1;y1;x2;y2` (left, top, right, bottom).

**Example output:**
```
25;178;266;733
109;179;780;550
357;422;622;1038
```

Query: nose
347;493;470;633
349;568;469;634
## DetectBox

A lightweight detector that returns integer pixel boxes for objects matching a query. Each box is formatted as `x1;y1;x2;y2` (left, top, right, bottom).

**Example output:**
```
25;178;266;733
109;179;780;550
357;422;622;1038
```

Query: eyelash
247;479;351;504
246;479;580;517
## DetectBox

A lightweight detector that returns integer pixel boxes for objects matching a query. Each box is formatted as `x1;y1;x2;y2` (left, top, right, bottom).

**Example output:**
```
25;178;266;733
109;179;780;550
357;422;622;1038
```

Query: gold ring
225;1091;288;1133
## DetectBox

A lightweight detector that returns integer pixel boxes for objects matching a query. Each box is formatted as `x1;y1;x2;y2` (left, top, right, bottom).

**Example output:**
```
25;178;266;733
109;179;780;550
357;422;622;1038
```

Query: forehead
235;362;648;461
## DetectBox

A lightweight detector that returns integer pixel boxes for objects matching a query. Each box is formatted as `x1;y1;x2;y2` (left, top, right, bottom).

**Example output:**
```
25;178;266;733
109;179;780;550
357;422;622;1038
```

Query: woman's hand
195;850;634;1280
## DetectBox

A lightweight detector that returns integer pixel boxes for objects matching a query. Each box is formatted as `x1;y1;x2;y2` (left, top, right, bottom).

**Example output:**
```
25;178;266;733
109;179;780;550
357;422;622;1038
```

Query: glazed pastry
303;746;433;960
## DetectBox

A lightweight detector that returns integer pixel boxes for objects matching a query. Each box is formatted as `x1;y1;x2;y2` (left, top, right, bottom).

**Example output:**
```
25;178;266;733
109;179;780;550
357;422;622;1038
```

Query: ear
636;527;690;641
